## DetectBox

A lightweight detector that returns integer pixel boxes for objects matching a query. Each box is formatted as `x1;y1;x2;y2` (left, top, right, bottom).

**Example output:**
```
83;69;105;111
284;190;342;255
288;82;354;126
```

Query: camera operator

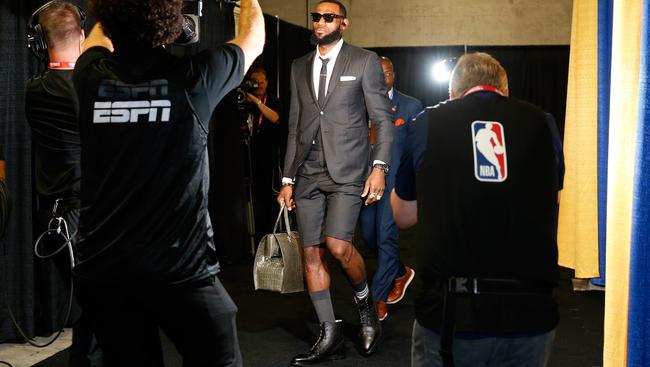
244;68;280;125
243;67;283;238
72;0;264;365
24;2;104;365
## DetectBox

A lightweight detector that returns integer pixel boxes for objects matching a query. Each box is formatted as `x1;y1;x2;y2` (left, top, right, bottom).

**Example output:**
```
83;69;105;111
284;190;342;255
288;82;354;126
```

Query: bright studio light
432;59;452;83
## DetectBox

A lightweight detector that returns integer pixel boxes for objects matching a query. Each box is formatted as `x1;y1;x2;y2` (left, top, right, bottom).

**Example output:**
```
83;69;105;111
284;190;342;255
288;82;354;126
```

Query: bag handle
272;203;292;235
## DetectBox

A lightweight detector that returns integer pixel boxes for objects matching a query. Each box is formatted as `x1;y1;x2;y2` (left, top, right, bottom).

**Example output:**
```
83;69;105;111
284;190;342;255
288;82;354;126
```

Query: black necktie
318;57;330;106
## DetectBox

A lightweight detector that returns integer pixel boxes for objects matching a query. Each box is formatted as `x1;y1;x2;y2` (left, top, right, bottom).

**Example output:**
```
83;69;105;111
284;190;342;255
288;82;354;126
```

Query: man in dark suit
359;56;422;321
277;1;393;365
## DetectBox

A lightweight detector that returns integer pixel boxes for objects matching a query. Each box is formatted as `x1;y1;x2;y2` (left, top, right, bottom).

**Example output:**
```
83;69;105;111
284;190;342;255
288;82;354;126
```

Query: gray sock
310;290;336;323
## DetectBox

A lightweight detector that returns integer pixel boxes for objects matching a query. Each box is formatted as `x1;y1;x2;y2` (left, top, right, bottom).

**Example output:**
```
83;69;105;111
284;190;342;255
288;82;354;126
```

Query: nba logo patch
471;121;507;182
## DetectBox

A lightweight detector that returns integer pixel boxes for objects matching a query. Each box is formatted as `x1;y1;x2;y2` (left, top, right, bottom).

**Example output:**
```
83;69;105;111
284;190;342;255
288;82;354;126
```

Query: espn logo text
93;78;172;123
93;100;171;123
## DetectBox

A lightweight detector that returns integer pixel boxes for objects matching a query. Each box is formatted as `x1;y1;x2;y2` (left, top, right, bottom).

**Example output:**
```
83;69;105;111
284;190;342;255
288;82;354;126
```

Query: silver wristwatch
373;163;389;174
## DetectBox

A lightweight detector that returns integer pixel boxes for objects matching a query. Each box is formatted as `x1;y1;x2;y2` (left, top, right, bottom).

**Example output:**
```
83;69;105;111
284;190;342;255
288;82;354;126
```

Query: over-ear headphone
26;1;86;61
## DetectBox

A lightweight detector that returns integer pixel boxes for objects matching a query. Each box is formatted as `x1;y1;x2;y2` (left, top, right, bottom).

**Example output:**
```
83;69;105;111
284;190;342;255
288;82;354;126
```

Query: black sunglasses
311;12;344;23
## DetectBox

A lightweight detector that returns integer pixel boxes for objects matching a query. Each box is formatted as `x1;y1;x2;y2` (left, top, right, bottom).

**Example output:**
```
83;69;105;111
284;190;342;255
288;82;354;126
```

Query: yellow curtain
603;0;642;365
557;0;600;278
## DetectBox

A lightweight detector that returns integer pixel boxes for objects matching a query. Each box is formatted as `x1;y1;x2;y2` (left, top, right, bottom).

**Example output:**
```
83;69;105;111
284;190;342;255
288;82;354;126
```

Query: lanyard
257;95;268;129
461;85;504;98
48;61;76;69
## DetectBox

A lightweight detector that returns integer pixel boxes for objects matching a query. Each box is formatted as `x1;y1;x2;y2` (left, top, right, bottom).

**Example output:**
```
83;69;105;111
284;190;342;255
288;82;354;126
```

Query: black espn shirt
73;44;244;285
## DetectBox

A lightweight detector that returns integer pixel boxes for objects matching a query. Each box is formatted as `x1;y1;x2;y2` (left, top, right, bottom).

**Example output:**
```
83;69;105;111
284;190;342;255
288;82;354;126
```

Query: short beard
310;26;342;46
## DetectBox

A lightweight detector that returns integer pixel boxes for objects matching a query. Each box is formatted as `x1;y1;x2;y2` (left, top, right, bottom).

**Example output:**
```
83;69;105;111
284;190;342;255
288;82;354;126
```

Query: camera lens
174;14;199;45
235;88;246;103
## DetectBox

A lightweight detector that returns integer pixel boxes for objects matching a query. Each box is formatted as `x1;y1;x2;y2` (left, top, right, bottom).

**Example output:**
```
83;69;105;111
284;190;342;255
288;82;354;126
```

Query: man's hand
391;189;417;228
246;92;260;104
361;168;385;205
246;92;280;123
228;0;264;73
277;185;295;210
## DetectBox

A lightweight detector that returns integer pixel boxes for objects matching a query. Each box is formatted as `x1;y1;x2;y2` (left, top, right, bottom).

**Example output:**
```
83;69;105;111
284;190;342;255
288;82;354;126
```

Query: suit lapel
305;51;318;106
323;42;349;107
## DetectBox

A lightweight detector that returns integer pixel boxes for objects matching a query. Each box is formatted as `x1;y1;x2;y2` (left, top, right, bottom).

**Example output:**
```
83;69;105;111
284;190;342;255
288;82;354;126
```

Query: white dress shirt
312;38;344;99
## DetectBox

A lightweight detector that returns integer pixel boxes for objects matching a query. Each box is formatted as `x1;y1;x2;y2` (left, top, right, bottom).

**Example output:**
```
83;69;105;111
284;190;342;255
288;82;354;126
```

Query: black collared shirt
25;69;81;199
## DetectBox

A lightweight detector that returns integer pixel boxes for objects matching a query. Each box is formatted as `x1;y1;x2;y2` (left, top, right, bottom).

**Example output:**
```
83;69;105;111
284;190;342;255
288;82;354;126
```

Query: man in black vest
392;52;564;367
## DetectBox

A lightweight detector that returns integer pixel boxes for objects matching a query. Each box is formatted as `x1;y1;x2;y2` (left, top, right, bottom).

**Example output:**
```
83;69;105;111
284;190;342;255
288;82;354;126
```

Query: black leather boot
290;320;345;366
355;295;382;356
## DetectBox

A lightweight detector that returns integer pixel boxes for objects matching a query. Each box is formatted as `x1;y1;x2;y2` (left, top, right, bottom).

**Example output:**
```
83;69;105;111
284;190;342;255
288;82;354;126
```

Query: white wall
258;0;573;47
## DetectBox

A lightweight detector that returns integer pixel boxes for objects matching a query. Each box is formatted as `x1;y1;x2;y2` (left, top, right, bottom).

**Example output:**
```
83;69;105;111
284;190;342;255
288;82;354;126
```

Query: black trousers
36;203;104;366
76;275;242;367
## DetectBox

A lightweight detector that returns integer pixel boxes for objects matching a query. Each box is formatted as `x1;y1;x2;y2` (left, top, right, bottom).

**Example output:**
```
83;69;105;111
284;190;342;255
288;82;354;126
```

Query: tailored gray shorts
293;151;363;247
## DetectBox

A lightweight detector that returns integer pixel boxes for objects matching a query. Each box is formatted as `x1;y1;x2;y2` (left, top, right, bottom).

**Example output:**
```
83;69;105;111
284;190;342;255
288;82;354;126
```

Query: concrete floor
0;330;71;367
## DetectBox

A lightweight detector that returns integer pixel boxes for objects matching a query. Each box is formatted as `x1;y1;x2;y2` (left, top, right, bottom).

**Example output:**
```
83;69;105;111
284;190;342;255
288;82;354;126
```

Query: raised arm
246;92;280;123
228;0;265;73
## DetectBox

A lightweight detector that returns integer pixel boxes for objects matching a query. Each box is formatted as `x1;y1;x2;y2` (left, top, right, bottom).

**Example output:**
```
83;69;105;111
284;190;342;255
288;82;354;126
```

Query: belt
38;193;80;216
439;276;553;367
447;277;553;296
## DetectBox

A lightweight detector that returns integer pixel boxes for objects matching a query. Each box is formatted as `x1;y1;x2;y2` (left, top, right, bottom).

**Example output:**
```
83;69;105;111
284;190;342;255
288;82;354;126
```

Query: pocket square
340;76;356;81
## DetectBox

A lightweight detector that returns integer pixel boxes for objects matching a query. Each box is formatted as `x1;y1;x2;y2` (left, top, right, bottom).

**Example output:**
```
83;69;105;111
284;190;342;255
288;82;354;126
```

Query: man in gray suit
277;1;393;365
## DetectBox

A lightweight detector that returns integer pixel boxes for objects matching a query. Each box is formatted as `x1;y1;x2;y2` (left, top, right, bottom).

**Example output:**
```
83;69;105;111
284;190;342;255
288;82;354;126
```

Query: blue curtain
593;0;614;287
627;0;650;364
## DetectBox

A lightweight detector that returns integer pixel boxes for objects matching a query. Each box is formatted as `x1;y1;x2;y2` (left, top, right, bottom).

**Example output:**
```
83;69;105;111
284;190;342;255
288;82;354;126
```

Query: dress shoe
376;300;388;321
355;295;382;356
290;320;345;366
386;266;415;304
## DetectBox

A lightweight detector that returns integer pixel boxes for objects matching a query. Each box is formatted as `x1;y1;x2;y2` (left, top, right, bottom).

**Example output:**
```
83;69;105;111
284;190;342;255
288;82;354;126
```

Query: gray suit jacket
283;42;394;184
